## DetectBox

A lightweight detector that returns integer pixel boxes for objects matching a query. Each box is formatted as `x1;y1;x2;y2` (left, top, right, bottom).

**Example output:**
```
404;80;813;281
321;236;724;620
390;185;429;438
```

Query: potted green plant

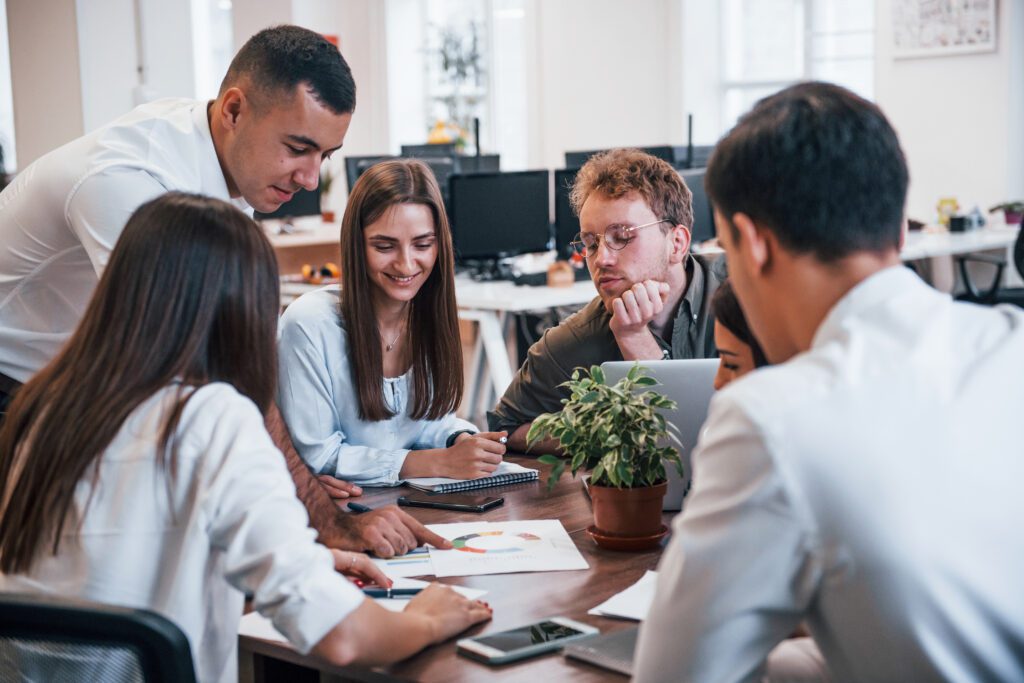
319;167;336;223
989;201;1024;226
527;364;682;551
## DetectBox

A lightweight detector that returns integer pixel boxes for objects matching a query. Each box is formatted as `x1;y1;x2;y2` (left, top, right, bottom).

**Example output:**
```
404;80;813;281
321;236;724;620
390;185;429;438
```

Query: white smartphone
456;617;599;665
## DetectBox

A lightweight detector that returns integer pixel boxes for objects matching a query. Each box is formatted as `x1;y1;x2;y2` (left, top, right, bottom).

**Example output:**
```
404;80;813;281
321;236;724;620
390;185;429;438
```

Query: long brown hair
0;192;280;573
340;159;463;421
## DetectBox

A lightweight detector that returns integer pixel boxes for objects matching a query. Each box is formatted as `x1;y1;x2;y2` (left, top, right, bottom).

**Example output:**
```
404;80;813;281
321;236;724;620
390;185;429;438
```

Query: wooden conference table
238;455;668;682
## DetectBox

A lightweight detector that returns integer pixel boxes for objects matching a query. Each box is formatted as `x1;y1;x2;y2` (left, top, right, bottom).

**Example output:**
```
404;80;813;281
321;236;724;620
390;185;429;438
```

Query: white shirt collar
811;264;919;350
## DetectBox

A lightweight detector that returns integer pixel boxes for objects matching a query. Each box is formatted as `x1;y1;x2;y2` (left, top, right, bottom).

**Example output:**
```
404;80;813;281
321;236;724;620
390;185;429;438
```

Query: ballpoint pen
347;502;373;514
362;587;423;598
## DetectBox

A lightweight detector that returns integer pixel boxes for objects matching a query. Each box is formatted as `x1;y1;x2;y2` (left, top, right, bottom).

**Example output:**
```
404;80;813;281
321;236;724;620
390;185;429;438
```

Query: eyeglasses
569;219;670;257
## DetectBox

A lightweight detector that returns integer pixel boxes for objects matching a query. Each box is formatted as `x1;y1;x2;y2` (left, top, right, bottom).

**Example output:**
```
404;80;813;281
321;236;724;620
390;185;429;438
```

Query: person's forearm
509;422;562;455
313;600;436;666
399;448;444;478
264;403;354;548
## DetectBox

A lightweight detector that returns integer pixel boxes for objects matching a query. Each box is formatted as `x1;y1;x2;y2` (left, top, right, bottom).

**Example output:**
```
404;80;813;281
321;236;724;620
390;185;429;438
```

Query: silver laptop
601;359;718;511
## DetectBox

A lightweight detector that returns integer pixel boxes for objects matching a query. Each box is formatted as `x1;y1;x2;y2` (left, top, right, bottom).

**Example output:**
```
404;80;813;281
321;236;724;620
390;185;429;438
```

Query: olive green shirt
487;255;720;433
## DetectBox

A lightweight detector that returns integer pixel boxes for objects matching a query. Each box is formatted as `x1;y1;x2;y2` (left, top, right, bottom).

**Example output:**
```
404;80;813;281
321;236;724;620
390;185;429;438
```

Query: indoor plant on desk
990;201;1024;226
527;364;682;551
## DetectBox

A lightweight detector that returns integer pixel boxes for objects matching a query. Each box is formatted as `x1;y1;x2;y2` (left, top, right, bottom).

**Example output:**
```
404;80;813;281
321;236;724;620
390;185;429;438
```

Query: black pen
347;502;373;514
362;587;423;598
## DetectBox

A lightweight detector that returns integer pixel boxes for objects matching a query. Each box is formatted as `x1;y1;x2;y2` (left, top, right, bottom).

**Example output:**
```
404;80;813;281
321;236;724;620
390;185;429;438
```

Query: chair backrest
0;592;197;683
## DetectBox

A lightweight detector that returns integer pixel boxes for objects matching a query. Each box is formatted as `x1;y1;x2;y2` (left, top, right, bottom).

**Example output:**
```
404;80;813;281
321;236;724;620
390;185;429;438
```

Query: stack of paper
587;570;658;621
371;519;589;579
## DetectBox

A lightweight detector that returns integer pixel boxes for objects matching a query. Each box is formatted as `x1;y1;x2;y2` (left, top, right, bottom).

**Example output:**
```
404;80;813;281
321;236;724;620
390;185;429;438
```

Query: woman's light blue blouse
277;286;476;486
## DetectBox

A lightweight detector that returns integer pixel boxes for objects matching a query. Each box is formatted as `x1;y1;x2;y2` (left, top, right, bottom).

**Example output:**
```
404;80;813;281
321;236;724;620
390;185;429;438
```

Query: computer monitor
677;168;715;244
458;154;501;174
253;186;320;221
449;170;551;261
564;145;676;169
672;144;715;169
553;168;580;259
401;143;457;158
344;155;397;193
419;156;461;206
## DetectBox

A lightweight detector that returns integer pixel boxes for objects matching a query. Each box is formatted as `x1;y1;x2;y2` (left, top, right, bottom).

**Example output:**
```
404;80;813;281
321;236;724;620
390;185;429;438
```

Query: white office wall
230;0;290;51
6;0;85;166
874;0;1024;222
532;0;677;170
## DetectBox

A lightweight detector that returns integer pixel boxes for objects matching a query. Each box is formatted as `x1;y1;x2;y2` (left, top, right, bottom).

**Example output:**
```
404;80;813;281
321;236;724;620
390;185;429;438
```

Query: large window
385;0;528;169
687;0;873;142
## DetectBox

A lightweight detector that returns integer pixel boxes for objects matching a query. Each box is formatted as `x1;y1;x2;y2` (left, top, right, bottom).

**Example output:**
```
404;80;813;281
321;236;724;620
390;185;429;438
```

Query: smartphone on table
456;617;599;664
396;493;504;513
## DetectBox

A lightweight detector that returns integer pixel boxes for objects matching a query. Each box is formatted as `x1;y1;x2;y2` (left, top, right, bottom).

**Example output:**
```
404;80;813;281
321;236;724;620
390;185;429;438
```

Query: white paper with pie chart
425;520;589;577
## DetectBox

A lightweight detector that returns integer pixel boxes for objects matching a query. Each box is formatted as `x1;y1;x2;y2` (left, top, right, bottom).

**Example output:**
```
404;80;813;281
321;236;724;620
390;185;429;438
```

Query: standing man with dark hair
487;148;720;452
0;25;449;557
635;82;1024;681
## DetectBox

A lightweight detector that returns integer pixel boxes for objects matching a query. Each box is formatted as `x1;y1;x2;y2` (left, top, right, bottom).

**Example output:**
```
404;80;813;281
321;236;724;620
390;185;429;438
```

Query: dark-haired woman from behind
0;193;490;683
278;159;506;493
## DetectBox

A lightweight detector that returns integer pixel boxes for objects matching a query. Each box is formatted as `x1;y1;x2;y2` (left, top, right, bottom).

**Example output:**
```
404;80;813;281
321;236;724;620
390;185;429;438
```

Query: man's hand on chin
609;279;670;360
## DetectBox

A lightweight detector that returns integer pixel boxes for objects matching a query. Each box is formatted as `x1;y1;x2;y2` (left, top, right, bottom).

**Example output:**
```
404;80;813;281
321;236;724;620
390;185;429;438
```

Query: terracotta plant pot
321;210;336;223
588;481;667;551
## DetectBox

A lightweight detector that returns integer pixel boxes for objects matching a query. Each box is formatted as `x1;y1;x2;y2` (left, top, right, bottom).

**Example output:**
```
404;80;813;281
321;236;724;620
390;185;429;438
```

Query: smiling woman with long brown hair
277;159;506;491
0;192;489;683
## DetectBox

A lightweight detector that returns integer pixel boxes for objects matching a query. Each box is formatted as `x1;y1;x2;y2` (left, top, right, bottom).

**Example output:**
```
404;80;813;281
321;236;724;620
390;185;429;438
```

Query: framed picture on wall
892;0;997;59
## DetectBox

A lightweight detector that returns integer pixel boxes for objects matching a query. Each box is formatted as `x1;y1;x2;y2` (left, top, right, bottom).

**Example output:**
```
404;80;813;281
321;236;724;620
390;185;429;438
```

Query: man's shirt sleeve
66;167;169;276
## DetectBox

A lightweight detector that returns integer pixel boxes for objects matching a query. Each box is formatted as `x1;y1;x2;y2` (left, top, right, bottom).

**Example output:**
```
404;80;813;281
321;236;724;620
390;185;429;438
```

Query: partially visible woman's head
0;192;279;573
711;279;768;389
339;158;462;422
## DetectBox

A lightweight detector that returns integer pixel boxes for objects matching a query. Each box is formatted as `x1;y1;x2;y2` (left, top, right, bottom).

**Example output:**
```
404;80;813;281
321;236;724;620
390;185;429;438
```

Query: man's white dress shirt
0;383;364;683
635;266;1024;682
277;286;477;486
0;99;246;383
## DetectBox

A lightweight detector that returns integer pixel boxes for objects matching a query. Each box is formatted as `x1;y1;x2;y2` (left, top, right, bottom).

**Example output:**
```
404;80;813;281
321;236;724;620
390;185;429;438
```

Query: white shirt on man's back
0;383;363;683
635;266;1024;682
0;99;246;383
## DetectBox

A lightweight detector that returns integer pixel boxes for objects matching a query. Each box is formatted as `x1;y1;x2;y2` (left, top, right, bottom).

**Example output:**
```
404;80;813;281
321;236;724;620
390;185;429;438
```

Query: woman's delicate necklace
384;325;403;352
382;307;408;353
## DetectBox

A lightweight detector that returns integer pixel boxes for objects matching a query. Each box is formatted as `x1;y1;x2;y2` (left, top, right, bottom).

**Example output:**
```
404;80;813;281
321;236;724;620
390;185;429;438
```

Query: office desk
238;455;664;682
900;225;1019;260
693;224;1020;262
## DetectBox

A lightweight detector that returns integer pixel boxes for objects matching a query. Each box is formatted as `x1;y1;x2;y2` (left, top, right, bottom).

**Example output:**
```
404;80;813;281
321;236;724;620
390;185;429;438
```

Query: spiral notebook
402;461;538;493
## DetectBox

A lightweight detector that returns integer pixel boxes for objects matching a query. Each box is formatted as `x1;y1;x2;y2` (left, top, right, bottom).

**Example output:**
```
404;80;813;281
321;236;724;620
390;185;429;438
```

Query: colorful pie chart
451;530;542;554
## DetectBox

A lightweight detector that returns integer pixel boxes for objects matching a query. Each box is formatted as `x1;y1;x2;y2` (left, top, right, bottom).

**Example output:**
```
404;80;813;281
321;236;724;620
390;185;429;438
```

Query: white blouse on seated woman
277;286;476;486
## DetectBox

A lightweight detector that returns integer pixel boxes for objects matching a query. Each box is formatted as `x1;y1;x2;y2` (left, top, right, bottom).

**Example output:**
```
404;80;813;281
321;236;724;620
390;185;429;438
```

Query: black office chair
0;592;197;683
955;226;1024;307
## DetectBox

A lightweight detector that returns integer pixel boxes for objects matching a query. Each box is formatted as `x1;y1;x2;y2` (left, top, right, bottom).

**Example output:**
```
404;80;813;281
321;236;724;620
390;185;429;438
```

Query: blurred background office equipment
448;169;550;271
